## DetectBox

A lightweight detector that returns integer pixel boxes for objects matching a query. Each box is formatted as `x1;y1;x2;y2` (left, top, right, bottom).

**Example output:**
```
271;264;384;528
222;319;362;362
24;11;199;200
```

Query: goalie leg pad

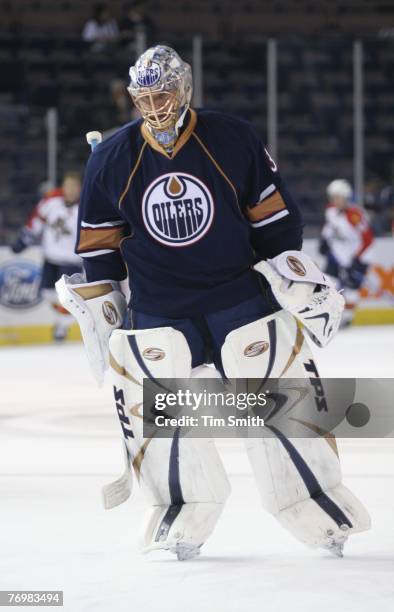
109;327;231;555
141;502;225;559
221;309;370;549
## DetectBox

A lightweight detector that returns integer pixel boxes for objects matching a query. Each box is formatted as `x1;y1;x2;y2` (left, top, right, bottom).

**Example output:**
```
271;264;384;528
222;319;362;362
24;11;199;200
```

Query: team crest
142;347;165;361
136;61;161;87
286;255;306;276
243;341;270;357
142;173;215;247
102;301;118;325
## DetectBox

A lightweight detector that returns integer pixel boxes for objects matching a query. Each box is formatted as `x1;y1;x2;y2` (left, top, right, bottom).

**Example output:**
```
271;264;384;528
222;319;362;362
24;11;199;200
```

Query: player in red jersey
11;172;83;339
320;179;374;326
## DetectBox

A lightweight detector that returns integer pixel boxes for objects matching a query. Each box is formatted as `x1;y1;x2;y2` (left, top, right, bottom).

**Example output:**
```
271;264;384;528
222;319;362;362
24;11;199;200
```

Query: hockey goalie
56;45;370;561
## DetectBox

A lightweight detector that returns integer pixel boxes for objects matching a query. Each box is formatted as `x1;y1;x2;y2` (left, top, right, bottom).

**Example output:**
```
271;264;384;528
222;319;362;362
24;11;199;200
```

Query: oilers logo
136;62;161;87
142;173;215;247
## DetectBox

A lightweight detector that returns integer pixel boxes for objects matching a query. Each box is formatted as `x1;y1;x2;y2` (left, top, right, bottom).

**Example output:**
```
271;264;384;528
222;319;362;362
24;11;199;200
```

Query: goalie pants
125;291;280;372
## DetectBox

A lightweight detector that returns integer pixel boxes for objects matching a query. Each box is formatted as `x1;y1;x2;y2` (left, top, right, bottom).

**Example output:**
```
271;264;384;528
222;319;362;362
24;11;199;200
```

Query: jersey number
264;148;278;172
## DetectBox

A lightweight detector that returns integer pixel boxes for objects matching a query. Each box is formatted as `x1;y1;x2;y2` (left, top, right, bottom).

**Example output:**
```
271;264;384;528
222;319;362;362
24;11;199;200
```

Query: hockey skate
170;542;201;561
323;524;350;558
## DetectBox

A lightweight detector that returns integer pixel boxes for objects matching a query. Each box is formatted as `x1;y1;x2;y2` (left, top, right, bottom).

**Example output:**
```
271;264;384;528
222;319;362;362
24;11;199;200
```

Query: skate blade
323;525;349;558
171;542;201;561
325;540;345;558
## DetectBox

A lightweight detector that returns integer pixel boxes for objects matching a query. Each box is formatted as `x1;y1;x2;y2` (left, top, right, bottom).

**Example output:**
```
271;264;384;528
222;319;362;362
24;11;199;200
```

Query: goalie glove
254;250;345;347
55;273;127;385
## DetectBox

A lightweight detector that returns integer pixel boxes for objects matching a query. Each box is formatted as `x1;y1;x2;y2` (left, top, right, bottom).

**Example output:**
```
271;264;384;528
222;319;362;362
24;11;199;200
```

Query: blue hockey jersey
76;109;303;317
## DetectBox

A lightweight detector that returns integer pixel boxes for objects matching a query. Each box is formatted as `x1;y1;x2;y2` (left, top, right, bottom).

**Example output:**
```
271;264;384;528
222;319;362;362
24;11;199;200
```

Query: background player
12;172;83;340
320;179;374;326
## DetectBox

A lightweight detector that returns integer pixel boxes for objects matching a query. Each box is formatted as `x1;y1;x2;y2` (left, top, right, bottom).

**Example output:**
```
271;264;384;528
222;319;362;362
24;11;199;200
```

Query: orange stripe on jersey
246;191;286;222
77;226;126;252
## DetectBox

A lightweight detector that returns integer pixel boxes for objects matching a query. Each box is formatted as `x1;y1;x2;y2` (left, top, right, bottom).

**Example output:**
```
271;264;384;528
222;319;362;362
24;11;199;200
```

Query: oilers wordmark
151;198;204;238
136;61;161;87
142;173;214;247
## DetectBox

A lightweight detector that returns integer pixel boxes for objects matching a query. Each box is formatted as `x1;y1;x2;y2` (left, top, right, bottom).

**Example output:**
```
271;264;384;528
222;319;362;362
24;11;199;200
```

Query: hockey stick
102;440;133;509
85;129;133;509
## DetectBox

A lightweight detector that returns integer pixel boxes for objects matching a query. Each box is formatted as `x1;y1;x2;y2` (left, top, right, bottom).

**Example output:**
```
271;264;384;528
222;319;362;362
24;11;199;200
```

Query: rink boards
0;238;393;345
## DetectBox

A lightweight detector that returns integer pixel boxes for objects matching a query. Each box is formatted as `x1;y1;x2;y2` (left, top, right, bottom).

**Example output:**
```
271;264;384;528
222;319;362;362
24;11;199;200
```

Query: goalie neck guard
128;45;193;152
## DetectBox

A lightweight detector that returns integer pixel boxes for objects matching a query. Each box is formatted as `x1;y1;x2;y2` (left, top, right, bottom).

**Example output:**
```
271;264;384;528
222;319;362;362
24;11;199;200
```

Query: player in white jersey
11;172;83;340
319;179;374;326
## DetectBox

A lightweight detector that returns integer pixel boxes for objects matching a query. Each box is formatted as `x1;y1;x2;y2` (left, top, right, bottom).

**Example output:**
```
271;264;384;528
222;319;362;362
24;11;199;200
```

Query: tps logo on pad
142;173;214;247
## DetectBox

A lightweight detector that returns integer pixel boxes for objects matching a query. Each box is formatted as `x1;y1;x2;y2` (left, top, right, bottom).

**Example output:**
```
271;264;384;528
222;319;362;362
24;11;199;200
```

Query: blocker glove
55;273;127;385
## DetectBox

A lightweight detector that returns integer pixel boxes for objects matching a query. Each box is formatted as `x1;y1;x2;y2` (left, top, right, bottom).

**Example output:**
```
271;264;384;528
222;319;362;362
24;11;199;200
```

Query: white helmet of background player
128;45;193;150
326;179;353;207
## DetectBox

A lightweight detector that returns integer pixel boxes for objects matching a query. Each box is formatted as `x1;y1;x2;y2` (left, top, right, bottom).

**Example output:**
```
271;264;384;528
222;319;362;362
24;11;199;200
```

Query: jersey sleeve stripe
76;226;126;252
81;220;126;229
259;183;276;201
246;190;286;222
250;209;289;228
79;248;117;258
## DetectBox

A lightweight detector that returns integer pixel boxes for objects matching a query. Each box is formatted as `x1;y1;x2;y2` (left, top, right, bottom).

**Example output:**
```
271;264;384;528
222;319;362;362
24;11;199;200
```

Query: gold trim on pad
289;418;339;457
128;403;157;479
279;325;304;377
73;283;113;300
109;352;142;387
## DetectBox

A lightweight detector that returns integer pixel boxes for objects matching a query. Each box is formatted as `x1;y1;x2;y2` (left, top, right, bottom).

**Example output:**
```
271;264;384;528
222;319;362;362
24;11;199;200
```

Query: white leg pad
221;310;370;550
277;483;371;550
245;435;370;549
109;328;231;556
141;502;225;558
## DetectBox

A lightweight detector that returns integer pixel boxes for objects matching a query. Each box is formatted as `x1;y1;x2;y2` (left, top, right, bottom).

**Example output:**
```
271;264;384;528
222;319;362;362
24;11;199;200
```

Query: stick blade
102;471;132;510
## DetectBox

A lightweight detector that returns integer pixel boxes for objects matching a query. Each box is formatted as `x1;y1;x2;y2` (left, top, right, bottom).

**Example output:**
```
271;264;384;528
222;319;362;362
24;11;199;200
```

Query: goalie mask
128;45;193;151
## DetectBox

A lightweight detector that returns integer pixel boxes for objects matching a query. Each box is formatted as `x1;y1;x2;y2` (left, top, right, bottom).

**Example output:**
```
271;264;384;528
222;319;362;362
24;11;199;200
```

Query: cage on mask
132;86;181;131
128;45;193;140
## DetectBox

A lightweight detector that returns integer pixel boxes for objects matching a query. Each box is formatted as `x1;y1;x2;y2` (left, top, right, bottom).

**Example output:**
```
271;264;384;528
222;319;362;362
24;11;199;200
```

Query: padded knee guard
221;309;370;553
109;327;231;558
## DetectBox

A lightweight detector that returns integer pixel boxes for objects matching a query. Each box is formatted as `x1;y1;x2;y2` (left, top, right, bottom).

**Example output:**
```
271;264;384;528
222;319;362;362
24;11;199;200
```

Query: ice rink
1;326;394;612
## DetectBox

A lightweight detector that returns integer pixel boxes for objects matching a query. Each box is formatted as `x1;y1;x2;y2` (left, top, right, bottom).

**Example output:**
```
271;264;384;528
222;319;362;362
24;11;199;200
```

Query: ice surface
1;327;394;612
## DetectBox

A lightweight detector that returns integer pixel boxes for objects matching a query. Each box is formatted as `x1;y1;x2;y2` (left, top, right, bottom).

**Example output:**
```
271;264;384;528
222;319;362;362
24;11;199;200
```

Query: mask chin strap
175;104;189;132
148;104;190;152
